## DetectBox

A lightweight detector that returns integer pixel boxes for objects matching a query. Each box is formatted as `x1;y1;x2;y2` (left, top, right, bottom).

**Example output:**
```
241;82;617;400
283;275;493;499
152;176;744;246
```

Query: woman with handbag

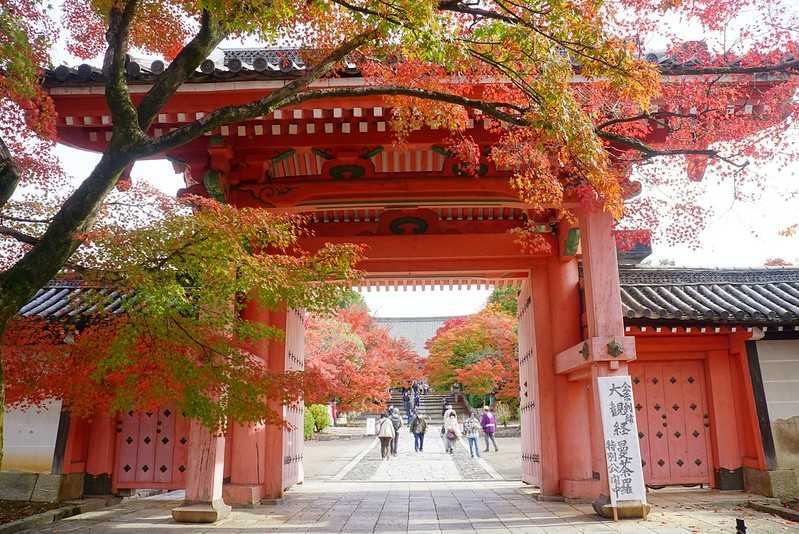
441;412;460;454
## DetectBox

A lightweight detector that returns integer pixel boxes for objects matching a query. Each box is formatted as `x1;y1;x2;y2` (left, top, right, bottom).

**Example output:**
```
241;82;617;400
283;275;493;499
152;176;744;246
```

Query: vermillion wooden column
263;307;287;501
171;421;230;523
223;299;269;506
85;413;116;494
546;257;594;496
578;209;640;513
528;266;560;496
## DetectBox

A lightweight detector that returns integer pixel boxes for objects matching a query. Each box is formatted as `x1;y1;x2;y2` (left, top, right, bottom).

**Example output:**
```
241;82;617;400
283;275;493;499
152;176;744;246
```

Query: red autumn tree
304;304;422;411
2;199;362;431
426;306;518;403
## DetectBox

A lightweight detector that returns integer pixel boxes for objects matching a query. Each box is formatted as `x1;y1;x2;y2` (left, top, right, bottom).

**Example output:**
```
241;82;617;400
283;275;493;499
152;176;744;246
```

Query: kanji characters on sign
597;375;647;506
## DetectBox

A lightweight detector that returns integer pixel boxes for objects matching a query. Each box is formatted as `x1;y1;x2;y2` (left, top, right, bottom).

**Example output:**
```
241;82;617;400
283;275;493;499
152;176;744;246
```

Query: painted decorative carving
389;217;429;235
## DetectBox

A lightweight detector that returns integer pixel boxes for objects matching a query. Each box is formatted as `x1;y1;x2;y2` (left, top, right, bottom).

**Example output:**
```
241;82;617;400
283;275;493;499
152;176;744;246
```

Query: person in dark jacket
410;411;428;452
389;407;403;456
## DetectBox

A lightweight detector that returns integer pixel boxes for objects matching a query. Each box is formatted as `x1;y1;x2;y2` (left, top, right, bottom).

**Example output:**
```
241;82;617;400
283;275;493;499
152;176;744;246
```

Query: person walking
480;405;499;452
441;412;460;454
390;407;403;456
410;411;428;452
403;389;412;423
376;413;395;460
463;411;482;458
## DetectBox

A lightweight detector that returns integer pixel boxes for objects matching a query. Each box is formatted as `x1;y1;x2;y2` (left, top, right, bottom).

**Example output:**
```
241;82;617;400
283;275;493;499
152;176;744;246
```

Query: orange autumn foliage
304;305;422;411
425;307;519;402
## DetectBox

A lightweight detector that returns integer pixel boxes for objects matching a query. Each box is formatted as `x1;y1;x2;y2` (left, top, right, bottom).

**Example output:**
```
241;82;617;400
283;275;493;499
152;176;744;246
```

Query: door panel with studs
114;406;189;490
631;360;712;487
517;280;541;487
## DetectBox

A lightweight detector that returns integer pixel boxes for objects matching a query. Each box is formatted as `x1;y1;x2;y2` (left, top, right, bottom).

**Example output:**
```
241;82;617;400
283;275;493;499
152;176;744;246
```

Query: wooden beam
554;335;637;376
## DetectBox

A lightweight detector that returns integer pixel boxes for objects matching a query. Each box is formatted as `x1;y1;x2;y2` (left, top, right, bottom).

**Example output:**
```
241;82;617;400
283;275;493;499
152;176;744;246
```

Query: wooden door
283;308;305;489
114;406;189;490
517;281;541;486
630;360;712;487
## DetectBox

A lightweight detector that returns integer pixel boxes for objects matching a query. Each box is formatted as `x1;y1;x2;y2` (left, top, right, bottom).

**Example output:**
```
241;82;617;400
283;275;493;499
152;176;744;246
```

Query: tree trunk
0;152;131;468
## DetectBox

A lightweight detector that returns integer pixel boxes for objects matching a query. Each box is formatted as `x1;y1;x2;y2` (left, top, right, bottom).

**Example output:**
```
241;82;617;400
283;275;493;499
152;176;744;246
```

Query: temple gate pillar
223;300;270;506
552;211;641;515
171;422;230;523
84;413;116;495
263;306;287;501
546;257;594;495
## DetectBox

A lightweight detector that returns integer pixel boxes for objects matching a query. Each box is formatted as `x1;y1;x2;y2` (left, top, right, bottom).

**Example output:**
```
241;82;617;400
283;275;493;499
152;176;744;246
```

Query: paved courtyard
22;432;799;533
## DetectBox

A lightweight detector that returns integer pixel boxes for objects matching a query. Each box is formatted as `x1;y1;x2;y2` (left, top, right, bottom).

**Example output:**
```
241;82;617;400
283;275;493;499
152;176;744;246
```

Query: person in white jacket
377;413;396;460
441;412;460;454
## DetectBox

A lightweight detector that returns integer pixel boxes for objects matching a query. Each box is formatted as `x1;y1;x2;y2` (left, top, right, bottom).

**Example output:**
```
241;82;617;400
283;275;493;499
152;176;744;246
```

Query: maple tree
425;306;519;405
2;198;361;435
304;304;422;411
0;0;797;463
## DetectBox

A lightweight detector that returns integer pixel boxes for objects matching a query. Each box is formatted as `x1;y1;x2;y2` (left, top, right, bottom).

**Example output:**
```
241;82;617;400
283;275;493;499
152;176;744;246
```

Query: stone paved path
341;428;494;481
28;481;799;533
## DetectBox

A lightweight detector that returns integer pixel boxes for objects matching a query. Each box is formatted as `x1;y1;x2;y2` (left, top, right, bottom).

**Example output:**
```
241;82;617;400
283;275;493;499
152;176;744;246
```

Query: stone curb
0;496;119;533
749;500;799;522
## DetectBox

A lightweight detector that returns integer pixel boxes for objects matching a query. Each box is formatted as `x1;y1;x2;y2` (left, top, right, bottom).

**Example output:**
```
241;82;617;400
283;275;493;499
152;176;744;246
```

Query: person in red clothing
480;405;499;452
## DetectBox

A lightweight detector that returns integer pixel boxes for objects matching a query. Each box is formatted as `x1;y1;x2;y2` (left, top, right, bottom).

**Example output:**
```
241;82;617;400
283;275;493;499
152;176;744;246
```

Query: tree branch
597;130;748;168
137;30;378;157
0;136;20;210
0;225;38;246
103;0;144;143
137;10;226;129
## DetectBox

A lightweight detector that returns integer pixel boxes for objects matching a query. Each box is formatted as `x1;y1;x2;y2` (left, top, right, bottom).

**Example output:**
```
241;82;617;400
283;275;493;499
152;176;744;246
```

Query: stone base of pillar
171;500;232;523
223;483;263;507
592;494;650;519
561;478;601;501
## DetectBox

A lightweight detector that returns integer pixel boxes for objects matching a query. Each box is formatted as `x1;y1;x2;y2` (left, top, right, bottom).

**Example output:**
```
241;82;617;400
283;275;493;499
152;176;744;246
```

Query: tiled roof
44;47;764;88
18;267;799;326
618;268;799;325
18;281;127;319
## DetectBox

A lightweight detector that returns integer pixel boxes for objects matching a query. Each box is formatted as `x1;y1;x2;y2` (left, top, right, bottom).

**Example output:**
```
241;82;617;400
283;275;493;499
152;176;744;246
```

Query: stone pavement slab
24;481;799;533
340;426;495;482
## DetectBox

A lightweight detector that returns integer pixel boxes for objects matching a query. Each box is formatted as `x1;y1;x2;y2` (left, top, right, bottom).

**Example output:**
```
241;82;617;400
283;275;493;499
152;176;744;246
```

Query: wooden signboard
597;375;647;519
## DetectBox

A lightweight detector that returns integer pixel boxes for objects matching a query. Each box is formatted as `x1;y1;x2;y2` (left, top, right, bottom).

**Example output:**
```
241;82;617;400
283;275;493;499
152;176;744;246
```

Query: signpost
597;375;647;520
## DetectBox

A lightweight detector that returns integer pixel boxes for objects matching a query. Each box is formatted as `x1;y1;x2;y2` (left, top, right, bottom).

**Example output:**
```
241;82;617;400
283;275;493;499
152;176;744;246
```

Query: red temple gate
40;61;774;519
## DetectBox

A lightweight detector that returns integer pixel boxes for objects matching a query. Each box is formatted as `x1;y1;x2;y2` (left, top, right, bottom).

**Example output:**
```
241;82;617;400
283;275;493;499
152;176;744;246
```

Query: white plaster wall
1;400;62;473
757;339;799;470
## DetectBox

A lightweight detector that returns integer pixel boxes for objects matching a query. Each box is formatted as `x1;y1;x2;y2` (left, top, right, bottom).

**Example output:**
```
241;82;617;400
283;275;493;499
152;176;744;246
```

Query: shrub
308;403;331;433
303;409;315;440
495;401;513;426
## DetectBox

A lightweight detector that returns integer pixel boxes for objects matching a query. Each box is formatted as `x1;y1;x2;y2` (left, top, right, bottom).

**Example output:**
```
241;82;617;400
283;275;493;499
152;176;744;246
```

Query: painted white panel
2;400;62;473
597;376;647;506
757;339;799;469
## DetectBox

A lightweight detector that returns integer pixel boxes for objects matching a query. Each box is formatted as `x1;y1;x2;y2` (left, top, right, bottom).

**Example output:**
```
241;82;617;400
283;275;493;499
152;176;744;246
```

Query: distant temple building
375;316;460;357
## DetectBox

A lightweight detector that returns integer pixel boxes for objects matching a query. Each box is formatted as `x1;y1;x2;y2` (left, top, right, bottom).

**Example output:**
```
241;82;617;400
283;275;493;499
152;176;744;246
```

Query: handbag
446;429;456;440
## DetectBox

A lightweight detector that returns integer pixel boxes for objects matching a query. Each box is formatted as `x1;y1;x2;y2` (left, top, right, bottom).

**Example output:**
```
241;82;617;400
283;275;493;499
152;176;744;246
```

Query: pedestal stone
171;500;231;523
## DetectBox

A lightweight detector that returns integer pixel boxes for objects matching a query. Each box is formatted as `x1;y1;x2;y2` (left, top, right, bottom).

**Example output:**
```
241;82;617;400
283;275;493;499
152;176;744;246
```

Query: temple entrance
301;283;525;485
